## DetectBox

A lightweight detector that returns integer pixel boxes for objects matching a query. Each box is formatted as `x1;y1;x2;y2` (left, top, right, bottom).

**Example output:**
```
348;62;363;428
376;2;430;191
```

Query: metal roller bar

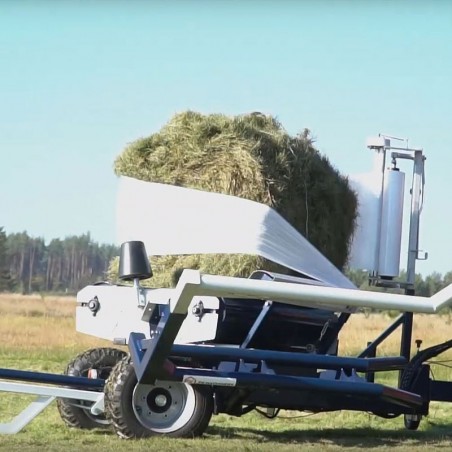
168;344;407;372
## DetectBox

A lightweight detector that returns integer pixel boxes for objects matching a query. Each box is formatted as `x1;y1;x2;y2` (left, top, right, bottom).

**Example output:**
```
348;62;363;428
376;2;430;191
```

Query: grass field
1;293;452;451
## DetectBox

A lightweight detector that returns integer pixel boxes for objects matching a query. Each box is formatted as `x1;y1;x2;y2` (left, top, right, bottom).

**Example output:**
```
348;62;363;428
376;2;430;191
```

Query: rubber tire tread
401;338;452;391
104;355;213;439
404;415;421;430
57;347;127;429
400;339;452;431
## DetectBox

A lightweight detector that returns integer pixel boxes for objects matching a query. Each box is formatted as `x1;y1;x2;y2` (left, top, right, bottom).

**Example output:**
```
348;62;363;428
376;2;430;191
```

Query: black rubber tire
104;355;213;438
404;414;422;431
57;347;127;429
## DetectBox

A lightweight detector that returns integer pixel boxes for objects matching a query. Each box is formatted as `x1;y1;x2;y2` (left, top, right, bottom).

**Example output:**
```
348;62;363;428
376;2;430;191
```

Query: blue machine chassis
2;289;452;429
127;302;437;419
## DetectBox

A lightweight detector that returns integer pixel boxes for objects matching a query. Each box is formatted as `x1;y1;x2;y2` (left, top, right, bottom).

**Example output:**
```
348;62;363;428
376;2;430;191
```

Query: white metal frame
2;268;451;434
0;381;104;434
171;269;452;316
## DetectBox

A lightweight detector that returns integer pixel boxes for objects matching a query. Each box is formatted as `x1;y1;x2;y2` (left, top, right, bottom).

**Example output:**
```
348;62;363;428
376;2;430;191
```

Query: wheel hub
154;394;167;407
132;381;196;433
146;388;172;413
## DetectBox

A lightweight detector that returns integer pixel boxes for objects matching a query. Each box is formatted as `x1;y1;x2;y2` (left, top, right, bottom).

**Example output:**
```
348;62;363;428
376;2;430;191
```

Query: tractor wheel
104;355;213;438
57;347;127;429
404;413;422;430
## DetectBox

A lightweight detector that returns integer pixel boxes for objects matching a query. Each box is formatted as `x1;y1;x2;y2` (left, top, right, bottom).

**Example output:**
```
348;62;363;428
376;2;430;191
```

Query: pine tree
0;227;11;291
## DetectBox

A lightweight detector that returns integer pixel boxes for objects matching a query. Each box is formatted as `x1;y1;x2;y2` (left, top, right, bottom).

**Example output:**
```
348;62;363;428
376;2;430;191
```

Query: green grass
2;350;452;451
2;297;452;450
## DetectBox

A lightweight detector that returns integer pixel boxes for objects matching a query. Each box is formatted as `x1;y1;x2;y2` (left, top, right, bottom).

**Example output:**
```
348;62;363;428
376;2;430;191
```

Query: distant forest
345;269;452;298
0;226;451;297
0;227;118;294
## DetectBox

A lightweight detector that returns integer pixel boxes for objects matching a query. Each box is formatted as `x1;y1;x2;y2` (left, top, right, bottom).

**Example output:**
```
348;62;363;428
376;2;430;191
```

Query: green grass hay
113;111;357;287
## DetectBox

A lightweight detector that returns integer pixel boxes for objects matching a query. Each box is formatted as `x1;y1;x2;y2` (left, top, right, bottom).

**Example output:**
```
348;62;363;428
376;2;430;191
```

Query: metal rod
170;344;407;372
0;368;104;388
358;313;406;358
386;146;423;152
406;150;424;289
171;367;423;407
188;271;452;313
240;300;273;348
399;310;414;387
374;148;386;273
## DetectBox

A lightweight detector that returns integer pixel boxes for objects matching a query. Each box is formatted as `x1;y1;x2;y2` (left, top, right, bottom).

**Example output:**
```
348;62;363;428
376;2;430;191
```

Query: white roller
116;177;355;289
348;172;382;272
378;169;405;278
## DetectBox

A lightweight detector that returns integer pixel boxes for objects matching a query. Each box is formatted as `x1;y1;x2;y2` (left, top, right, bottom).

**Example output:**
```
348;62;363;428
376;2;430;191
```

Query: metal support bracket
0;380;104;434
240;300;273;348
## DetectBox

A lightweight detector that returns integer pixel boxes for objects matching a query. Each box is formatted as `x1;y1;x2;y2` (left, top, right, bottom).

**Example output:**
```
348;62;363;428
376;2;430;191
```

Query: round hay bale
112;111;357;286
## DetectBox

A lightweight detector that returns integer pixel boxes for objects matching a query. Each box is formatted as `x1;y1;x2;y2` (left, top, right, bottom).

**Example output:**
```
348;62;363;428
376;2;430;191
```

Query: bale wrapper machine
1;136;452;438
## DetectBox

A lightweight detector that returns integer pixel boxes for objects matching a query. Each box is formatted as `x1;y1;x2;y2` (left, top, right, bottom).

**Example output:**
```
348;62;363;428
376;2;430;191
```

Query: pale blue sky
1;1;451;276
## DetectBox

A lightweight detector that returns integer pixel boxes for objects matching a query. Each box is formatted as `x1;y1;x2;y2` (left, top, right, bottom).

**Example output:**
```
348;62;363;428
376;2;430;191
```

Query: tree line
0;225;451;297
346;268;452;297
0;227;118;294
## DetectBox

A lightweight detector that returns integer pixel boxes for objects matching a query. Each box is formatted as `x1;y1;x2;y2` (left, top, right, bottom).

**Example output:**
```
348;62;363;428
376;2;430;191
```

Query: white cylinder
378;169;405;278
348;172;382;272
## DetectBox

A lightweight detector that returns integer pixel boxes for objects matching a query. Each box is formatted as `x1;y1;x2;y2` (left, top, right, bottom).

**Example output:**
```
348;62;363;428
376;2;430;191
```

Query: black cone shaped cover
118;241;152;280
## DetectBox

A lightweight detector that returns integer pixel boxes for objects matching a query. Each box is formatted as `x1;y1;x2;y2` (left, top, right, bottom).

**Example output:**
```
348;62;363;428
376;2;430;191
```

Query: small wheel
57;347;127;429
400;364;424;431
104;355;213;438
404;413;422;430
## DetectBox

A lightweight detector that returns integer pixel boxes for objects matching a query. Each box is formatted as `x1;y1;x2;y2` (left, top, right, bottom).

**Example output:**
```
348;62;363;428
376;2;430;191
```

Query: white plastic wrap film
348;172;383;272
116;177;355;289
378;170;405;277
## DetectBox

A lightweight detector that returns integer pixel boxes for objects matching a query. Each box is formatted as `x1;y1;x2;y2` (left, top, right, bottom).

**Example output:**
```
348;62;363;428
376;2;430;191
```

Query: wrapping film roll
348;172;381;273
116;177;355;290
349;169;405;277
378;170;405;277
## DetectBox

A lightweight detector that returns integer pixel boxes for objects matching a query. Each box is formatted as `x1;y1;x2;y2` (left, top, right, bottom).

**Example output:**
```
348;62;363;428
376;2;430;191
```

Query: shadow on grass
206;421;452;448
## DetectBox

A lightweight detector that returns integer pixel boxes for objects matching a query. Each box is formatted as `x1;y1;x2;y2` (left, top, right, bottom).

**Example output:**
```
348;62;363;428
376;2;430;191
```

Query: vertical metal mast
405;150;425;292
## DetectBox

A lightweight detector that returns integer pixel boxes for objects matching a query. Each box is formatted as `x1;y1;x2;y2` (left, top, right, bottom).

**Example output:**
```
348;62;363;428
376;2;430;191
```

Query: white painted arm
171;270;452;314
